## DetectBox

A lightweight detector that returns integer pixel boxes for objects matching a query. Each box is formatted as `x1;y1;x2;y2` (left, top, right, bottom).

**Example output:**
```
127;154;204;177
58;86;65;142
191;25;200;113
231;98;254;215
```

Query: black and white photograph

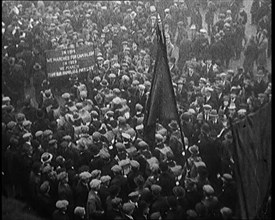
2;0;271;219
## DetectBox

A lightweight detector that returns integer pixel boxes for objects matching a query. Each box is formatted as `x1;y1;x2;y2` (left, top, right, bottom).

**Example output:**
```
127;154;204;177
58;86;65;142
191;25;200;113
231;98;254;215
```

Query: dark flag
143;24;179;147
231;102;271;219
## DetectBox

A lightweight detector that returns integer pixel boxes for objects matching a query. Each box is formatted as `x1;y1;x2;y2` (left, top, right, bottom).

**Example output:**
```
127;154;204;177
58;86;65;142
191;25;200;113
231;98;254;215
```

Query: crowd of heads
2;0;272;220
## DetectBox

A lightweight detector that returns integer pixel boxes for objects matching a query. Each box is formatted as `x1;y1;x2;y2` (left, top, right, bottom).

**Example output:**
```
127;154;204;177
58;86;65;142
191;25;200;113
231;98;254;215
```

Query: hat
111;197;122;206
7;121;16;130
151;184;162;195
48;139;57;145
100;175;111;183
89;179;101;189
168;120;179;130
62;135;72;141
115;142;126;151
221;173;233;182
150;5;156;12
40;181;50;194
100;79;109;87
111;165;122;173
200;29;207;34
79;171;92;180
2;96;11;102
121;132;131;140
173;186;185;197
130;160;140;169
23;132;32;139
137;141;148;150
194;161;206;168
203;104;212;110
122;202;135;214
190;24;196;30
202;184;215;195
43;129;53;136
220;207;233;218
171;165;182;176
237;109;247;115
74;206;85;216
56;200;69;209
118;159;130;167
57;171;68;181
186;210;198;218
41;152;53;163
209;109;218;117
35;130;43;138
258;93;266;98
189;145;199;155
150;212;161;220
16;113;25;122
135;103;143;112
136;124;144;131
128;191;140;198
91;169;101;179
155;133;164;143
228;103;236;110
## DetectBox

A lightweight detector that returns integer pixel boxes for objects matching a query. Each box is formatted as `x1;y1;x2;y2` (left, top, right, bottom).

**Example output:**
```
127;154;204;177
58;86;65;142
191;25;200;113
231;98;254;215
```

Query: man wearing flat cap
218;173;237;212
198;122;222;184
75;171;91;207
52;200;70;220
110;164;130;201
86;179;105;220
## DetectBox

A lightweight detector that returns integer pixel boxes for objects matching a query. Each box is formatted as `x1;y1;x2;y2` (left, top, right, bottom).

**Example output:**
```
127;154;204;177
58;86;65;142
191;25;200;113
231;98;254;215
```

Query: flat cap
62;93;70;99
111;197;122;206
74;206;85;216
151;184;162;194
221;173;233;182
128;191;140;198
35;130;43;137
89;179;101;189
23;120;32;127
203;104;212;110
111;165;122;173
121;132;131;139
150;212;161;219
7;121;16;129
56;200;69;209
115;142;126;151
40;181;50;193
2;96;11;102
122;202;135;213
79;171;92;180
100;175;111;183
57;171;68;181
202;184;215;195
119;159;131;167
220;207;233;217
173;186;186;197
23;132;32;139
91;169;101;179
130;160;140;168
43;129;53;136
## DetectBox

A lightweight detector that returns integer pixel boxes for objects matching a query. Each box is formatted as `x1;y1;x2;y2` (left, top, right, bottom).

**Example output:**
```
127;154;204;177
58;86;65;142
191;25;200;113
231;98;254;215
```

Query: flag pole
160;22;188;164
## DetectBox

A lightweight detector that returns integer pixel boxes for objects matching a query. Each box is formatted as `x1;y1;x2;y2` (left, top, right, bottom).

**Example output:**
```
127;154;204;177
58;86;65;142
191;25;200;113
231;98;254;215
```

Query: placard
45;46;94;78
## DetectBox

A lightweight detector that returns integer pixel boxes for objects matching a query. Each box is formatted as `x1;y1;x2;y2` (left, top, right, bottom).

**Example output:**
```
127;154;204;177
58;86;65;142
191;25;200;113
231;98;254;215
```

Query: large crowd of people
2;0;272;220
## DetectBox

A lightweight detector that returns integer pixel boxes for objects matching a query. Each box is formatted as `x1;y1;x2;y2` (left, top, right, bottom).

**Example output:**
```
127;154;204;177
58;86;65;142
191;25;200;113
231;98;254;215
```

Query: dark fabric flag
143;24;178;146
231;102;271;219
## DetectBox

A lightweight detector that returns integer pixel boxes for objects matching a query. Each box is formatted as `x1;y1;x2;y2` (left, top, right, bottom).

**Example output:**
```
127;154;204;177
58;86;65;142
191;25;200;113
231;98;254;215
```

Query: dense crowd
2;0;272;220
